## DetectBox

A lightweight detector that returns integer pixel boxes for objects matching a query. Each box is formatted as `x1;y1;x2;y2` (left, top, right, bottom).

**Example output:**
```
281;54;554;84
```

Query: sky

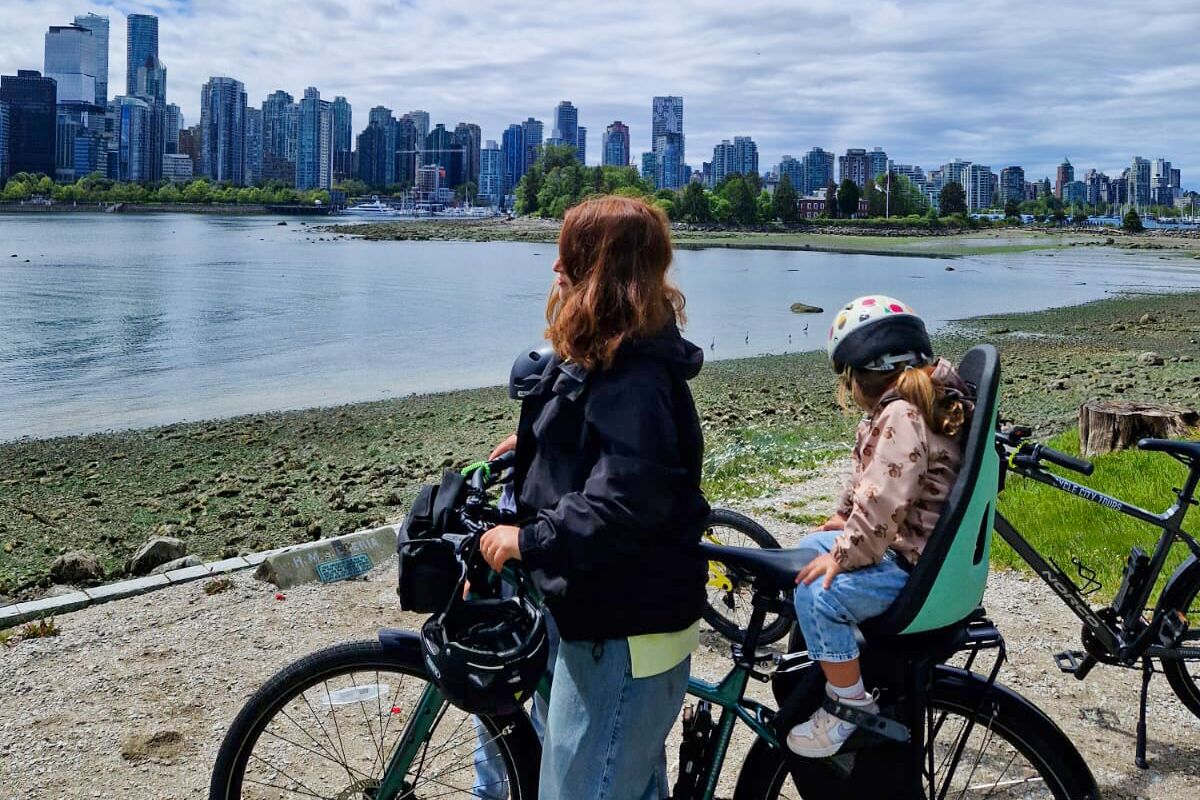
3;0;1198;188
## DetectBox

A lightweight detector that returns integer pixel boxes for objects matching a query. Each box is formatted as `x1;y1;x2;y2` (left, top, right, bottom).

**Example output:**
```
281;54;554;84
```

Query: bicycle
992;426;1200;768
209;345;1098;799
701;508;792;645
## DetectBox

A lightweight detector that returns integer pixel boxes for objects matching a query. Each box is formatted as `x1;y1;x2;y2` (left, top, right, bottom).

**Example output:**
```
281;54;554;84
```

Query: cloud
2;0;1196;186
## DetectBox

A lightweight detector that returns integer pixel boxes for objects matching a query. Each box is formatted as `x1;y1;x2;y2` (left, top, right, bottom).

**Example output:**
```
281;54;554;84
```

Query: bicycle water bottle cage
1071;556;1103;597
861;345;1002;638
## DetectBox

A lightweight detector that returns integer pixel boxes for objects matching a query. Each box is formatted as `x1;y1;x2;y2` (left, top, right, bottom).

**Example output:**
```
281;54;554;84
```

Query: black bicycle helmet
826;294;932;373
508;343;555;399
421;585;549;716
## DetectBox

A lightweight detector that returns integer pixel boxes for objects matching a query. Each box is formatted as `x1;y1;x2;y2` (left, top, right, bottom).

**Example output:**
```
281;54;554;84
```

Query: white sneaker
786;685;878;758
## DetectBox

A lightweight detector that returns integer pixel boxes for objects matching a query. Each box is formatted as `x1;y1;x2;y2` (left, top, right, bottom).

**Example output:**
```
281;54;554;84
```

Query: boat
340;197;404;217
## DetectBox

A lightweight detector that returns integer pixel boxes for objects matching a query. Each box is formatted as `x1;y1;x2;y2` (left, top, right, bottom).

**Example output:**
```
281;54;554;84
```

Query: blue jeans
540;638;690;800
791;530;910;663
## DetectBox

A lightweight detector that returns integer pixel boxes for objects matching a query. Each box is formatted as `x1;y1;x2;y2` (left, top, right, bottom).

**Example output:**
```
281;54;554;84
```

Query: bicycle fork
375;683;447;800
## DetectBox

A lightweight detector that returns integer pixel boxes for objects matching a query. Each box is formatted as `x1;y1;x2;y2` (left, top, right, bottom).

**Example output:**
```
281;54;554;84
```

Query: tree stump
1078;401;1199;456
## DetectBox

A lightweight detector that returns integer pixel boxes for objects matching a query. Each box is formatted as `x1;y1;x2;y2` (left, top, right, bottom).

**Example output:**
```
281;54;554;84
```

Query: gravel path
2;477;1199;799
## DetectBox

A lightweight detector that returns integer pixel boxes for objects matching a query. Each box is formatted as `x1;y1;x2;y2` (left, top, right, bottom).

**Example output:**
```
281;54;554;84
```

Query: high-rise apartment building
425;123;464;188
553;101;578;150
244;106;263;185
479;139;503;204
44;24;97;106
1054;157;1073;199
998;166;1025;206
0;70;57;176
125;14;158;97
521;117;543;175
408;110;430;149
651;96;684;189
801;147;834;195
602;121;629;167
732;136;758;176
395;115;418;186
356;120;390;188
199;76;246;184
73;13;108;106
331;96;352;183
710;140;734;185
297;87;332;190
1151;158;1173;206
939;159;971;189
866;147;888;183
164;103;181;154
575;126;586;165
261;90;295;184
454;122;481;186
1062;180;1086;206
777;156;802;190
1128;157;1151;208
838;148;869;188
641;151;657;186
0;101;9;180
113;95;151;182
501;124;524;195
962;163;994;210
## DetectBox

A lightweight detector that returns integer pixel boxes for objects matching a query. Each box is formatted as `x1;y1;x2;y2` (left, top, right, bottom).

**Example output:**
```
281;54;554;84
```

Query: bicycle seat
698;542;808;592
1138;438;1200;463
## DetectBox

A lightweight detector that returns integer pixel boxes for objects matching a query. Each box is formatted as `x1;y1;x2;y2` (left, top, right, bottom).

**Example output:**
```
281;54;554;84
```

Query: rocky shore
2;291;1198;600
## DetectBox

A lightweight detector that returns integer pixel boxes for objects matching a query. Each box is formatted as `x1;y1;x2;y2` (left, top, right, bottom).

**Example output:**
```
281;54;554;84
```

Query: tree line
0;172;333;206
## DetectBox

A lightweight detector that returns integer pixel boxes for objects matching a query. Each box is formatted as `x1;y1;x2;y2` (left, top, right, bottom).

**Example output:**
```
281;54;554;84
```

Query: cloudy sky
4;0;1198;187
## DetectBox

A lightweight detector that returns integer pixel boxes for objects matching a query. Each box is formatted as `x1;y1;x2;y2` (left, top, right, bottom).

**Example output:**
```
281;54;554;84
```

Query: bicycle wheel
1161;558;1200;719
209;639;541;799
702;508;793;645
733;668;1097;799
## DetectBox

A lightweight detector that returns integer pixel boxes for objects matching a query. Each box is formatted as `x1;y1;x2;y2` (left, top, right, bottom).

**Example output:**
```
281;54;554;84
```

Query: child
787;295;974;758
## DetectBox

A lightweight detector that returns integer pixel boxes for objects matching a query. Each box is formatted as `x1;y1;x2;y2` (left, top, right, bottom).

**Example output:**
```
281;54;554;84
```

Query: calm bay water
1;213;1198;441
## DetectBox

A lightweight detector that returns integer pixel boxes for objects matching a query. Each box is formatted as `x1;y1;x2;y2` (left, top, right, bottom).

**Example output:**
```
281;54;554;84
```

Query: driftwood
1078;400;1199;456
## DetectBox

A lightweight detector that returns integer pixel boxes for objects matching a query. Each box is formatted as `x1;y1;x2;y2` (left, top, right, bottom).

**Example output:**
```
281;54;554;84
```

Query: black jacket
514;325;711;641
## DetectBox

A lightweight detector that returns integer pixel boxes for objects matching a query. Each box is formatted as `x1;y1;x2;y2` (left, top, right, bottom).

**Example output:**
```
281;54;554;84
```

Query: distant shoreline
0;203;321;216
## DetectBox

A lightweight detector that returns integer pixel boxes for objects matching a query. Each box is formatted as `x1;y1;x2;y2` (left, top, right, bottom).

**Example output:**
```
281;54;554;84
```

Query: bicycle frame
999;457;1200;664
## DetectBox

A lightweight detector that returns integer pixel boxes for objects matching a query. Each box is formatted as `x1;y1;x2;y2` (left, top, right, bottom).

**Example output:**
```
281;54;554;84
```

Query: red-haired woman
480;196;710;799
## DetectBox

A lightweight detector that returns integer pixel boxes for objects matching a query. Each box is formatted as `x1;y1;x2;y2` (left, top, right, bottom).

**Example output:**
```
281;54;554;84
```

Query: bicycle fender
378;628;423;660
1161;555;1199;615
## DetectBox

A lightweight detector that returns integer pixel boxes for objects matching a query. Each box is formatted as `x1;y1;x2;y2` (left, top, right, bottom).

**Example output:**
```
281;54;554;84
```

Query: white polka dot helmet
826;295;932;372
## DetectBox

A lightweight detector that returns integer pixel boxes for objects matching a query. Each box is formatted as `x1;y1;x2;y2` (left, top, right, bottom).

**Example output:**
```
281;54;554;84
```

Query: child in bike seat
787;295;974;758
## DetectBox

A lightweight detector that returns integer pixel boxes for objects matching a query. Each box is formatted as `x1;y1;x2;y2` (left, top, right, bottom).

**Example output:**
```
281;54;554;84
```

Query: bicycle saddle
1139;438;1200;464
698;542;810;591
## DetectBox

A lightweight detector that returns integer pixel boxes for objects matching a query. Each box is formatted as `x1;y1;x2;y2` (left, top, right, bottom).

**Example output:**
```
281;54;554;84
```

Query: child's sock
829;678;867;702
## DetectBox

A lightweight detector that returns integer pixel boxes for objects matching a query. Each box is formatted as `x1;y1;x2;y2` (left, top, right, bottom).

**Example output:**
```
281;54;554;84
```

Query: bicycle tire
1161;556;1200;719
208;639;541;800
732;667;1098;800
702;508;793;645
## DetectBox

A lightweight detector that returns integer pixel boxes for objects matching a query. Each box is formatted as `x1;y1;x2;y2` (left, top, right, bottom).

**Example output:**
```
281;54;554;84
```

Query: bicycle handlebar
1030;444;1095;476
996;427;1095;476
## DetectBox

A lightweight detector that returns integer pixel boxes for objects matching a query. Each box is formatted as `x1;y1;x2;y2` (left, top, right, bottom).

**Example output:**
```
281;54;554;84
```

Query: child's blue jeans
791;530;910;662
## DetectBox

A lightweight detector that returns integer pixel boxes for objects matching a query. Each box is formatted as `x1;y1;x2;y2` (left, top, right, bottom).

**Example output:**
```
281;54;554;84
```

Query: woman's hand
489;433;518;461
817;513;846;531
480;525;522;573
797;553;844;590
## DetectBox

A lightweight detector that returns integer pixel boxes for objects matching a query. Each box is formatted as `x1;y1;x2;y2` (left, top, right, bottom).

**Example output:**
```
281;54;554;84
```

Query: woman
479;195;710;800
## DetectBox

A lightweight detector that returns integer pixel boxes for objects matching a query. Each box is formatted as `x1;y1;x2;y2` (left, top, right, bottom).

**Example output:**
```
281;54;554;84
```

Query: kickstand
1135;657;1153;770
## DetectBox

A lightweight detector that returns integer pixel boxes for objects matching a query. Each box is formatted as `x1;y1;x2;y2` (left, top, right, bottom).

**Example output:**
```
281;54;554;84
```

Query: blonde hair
839;363;968;437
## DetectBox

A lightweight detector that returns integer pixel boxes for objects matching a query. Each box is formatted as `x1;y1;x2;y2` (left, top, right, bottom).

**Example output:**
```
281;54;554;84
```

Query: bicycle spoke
249;752;332;799
242;774;330;800
348;672;385;771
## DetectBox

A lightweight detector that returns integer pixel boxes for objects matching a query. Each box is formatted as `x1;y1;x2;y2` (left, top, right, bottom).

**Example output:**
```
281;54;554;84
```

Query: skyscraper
408;110;430;150
199;76;246;184
425;123;463;188
297;87;332;190
1054;158;1073;199
479;140;503;205
602;121;629;167
331;96;352;183
73;13;108;106
732;136;758;176
998;166;1025;206
125;14;158;97
454;122;482;186
1128;157;1151;208
801;147;834;195
394;115;418;186
710;140;734;185
0;70;57;176
641;152;657;187
940;159;971;189
164;103;181;154
262;90;295;184
575;126;587;165
866;147;888;183
521;117;543;174
553;101;578;150
1151;158;1172;206
838;148;869;188
365;106;396;187
44;25;97;106
501;123;524;195
651;96;684;189
356;121;389;188
114;95;151;182
777;156;802;190
244;106;263;185
963;163;994;210
0;101;9;180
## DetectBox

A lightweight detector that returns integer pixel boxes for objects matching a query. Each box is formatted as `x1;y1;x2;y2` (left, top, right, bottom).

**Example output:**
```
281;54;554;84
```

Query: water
2;213;1198;441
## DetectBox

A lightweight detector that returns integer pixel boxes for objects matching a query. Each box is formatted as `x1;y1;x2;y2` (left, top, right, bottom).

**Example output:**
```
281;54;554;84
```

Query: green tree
515;164;543;215
1122;209;1144;232
824;180;840;218
1003;198;1020;219
335;179;369;197
939;181;967;215
772;173;799;223
719;175;758;225
864;176;885;217
756;190;772;223
677;181;713;223
837;179;861;218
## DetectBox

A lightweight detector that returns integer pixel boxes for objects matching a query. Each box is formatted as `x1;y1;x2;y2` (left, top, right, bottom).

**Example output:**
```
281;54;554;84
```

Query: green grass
995;429;1200;602
702;423;848;501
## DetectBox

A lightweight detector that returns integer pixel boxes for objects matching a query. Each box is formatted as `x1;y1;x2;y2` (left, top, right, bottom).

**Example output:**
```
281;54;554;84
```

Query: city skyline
1;0;1197;188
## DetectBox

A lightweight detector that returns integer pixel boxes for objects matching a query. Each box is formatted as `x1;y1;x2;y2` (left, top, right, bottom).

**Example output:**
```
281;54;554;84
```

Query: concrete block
163;563;213;584
84;574;169;604
255;526;397;590
1;602;32;628
14;590;90;619
242;548;284;566
206;557;251;575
